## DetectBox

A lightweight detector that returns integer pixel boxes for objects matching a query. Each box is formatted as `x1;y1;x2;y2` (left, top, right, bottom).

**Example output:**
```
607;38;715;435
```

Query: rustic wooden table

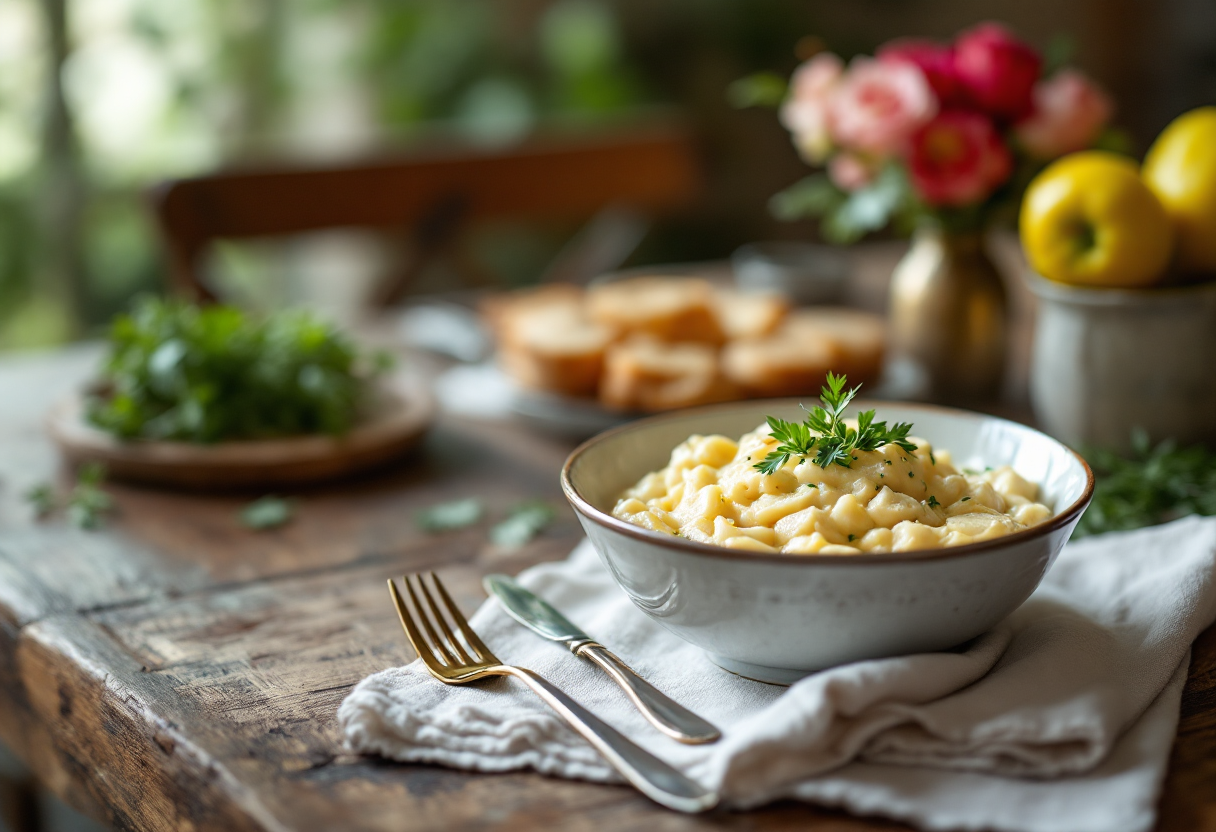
1;248;1214;832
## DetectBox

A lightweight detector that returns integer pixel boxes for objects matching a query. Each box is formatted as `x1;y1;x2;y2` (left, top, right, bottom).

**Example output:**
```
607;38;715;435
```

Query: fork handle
575;644;721;744
504;666;718;813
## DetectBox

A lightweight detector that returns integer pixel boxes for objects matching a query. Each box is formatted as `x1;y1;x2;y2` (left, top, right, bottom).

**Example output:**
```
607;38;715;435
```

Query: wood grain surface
1;253;1214;832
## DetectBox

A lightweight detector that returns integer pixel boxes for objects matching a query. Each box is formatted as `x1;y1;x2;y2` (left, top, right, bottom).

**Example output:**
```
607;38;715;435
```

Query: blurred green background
1;0;1214;351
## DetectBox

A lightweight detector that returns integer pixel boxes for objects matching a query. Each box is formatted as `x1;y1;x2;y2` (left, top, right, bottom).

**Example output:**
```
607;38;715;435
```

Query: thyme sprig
754;372;917;475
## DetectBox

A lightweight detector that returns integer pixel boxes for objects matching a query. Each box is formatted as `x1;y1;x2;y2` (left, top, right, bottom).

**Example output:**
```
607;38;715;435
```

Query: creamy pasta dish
612;424;1053;555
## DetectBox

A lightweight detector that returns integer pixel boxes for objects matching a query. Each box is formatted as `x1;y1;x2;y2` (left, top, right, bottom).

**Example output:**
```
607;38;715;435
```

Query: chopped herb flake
490;501;556;548
25;483;55;517
417;498;484;533
241;496;295;530
66;463;112;530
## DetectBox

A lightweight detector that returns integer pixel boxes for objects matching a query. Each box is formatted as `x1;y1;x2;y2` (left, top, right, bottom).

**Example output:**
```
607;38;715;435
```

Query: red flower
878;38;963;106
908;111;1013;206
953;22;1041;121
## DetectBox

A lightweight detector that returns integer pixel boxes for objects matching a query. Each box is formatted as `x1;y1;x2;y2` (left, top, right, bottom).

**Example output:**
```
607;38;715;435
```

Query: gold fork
388;573;719;813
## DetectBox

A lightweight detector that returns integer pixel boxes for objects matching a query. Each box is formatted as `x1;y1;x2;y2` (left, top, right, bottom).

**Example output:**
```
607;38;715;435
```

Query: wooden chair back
148;122;701;304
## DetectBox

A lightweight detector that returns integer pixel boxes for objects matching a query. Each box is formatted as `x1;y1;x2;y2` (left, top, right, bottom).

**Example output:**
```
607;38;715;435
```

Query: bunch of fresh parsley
87;298;387;443
1073;431;1216;538
754;372;917;475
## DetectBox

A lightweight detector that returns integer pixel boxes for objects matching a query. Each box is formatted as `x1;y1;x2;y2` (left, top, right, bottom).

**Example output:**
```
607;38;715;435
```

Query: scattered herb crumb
66;463;113;529
25;464;113;529
25;483;55;517
417;498;484;533
805;483;818;489
847;534;856;542
875;484;881;491
241;496;295;530
490;501;556;548
908;471;914;477
927;495;941;508
929;450;937;465
961;496;971;502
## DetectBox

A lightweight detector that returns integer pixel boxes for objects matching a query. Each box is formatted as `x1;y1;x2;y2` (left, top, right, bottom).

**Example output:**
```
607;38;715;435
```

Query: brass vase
889;226;1008;404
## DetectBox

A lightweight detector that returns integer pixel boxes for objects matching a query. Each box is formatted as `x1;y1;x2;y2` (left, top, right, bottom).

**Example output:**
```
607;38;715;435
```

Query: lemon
1020;151;1173;288
1143;106;1216;275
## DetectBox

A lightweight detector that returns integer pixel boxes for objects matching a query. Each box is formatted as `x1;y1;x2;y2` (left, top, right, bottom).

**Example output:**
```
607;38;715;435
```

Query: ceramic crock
1026;274;1216;452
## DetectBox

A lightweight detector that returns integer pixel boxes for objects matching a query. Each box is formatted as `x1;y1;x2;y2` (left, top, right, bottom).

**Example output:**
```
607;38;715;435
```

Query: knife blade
483;574;721;744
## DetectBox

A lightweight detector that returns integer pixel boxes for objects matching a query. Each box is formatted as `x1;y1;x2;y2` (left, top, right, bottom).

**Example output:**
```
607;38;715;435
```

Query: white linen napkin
339;516;1216;832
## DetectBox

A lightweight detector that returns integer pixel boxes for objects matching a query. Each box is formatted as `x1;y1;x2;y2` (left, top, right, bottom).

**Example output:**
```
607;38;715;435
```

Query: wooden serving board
45;370;435;489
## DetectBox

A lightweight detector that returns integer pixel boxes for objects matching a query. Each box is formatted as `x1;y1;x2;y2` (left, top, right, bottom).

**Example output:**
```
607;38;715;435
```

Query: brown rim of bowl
560;398;1095;566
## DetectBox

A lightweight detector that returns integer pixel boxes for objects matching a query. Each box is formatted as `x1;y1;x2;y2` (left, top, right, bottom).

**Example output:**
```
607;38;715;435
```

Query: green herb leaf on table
66;463;112;530
754;372;917;475
25;483;55;517
1073;432;1216;538
417;498;484;533
86;298;386;443
490;501;557;548
241;496;296;531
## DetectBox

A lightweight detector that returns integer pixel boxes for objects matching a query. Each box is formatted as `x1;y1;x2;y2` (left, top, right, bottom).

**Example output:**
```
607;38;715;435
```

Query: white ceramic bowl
561;400;1093;684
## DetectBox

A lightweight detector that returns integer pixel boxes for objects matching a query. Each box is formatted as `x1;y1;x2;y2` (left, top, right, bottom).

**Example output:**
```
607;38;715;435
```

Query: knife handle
573;642;721;744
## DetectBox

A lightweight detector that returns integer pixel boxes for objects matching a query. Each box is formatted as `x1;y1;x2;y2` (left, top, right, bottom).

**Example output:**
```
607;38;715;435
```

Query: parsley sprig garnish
754;372;917;475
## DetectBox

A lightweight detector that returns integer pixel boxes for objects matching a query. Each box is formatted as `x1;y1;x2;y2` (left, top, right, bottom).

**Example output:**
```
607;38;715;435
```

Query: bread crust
489;287;615;396
587;276;727;345
713;290;790;340
600;338;737;412
484;281;887;409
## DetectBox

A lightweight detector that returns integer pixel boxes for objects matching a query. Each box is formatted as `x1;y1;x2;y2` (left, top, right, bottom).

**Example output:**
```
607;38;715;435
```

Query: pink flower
1015;69;1113;158
908;111;1013;206
828;153;877;191
878;38;963;106
953;22;1041;120
780;52;844;164
828;57;937;157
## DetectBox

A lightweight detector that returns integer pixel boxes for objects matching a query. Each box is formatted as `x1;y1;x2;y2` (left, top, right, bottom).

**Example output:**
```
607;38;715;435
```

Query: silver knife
483;574;721;745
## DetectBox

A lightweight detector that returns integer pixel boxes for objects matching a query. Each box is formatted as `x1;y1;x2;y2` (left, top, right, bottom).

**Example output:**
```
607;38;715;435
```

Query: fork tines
389;573;496;677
